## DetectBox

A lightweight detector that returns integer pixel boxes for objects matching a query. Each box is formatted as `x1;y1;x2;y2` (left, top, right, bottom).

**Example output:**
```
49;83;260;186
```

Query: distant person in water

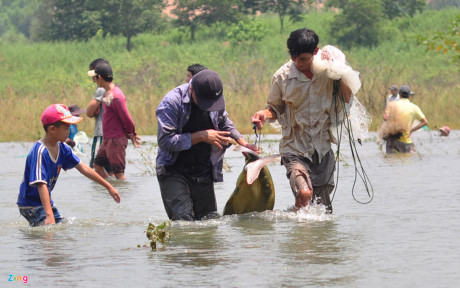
86;58;111;172
383;85;428;153
17;104;120;227
65;104;86;148
439;126;451;137
88;62;141;180
383;85;399;120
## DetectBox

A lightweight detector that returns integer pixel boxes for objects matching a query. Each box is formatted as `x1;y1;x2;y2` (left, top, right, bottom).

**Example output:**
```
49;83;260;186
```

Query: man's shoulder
163;83;190;104
112;85;126;99
273;61;292;78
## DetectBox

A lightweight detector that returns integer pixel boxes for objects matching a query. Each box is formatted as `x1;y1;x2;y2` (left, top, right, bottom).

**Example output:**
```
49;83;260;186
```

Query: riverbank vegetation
1;2;459;141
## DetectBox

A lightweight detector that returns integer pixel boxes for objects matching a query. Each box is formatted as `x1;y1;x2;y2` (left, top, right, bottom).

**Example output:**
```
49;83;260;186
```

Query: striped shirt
17;140;80;207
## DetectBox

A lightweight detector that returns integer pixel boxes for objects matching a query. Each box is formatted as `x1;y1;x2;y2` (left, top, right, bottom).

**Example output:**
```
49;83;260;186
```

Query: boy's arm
75;162;121;203
37;183;55;225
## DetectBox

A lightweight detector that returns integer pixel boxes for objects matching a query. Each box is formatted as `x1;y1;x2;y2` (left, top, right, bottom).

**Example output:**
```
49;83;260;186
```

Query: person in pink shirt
88;62;141;180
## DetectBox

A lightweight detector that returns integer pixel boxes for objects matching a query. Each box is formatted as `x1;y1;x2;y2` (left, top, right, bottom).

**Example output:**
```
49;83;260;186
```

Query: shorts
281;150;335;212
386;139;416;154
19;206;63;227
94;136;128;174
157;166;218;221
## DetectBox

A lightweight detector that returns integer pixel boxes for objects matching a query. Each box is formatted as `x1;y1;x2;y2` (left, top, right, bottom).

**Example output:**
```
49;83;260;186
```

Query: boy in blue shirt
17;104;121;226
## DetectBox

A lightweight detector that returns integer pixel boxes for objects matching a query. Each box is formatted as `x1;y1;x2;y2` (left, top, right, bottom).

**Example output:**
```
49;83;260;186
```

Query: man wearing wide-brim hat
155;69;259;221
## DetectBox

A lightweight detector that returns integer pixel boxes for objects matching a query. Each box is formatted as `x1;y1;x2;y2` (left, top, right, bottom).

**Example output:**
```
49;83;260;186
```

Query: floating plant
144;221;171;251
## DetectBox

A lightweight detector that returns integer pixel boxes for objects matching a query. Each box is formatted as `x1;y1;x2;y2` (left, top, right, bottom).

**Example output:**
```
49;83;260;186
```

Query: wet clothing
281;151;335;213
267;60;351;211
93;87;105;137
101;85;136;139
17;140;80;207
19;206;63;227
385;139;416;154
96;85;136;173
90;136;103;168
384;98;425;154
385;98;425;144
94;136;128;174
156;83;242;182
17;140;80;226
267;60;347;162
173;101;213;177
157;166;217;221
90;87;108;169
156;83;242;220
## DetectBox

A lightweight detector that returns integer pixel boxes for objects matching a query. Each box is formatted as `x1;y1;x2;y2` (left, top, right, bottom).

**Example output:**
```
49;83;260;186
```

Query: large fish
223;146;279;216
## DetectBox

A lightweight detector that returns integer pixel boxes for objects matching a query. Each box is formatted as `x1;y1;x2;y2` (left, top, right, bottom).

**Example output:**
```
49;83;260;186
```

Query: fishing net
269;96;372;142
332;96;373;142
310;45;371;141
312;45;361;95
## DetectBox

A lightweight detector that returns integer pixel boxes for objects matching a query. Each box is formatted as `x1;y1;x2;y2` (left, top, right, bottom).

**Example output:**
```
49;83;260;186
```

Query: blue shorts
19;206;64;227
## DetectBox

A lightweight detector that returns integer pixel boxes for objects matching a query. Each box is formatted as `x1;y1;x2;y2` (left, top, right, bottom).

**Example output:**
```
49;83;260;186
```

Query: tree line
0;0;458;51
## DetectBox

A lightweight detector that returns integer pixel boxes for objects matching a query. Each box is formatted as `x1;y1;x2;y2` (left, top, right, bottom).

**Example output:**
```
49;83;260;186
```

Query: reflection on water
2;132;460;287
229;213;276;235
282;221;342;264
19;227;76;268
155;223;226;267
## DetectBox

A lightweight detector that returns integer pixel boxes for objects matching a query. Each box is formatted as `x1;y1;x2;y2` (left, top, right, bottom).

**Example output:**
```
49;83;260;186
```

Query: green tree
0;0;39;38
101;0;166;51
328;0;425;20
31;0;165;51
227;20;268;45
400;0;425;17
329;0;383;49
32;0;101;41
380;0;426;19
381;0;402;19
240;0;263;15
258;0;308;34
416;14;460;63
171;0;243;41
428;0;460;10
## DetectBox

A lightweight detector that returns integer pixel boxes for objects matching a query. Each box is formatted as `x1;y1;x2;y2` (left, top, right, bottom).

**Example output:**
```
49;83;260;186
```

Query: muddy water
1;131;459;287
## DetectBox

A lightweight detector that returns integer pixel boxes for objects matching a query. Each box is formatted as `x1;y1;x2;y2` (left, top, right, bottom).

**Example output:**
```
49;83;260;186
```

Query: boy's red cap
41;104;83;126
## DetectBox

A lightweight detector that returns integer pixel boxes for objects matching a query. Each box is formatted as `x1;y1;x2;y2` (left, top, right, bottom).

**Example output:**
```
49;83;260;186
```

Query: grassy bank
1;9;459;142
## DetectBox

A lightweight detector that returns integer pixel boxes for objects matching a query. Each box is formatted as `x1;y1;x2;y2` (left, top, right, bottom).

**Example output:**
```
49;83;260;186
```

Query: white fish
232;145;260;159
231;145;280;185
245;154;280;185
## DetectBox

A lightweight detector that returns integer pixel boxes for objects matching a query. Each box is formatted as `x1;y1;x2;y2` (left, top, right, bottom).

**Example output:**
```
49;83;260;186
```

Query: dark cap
389;85;398;91
191;70;225;111
399;85;411;97
68;104;86;116
88;62;113;80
